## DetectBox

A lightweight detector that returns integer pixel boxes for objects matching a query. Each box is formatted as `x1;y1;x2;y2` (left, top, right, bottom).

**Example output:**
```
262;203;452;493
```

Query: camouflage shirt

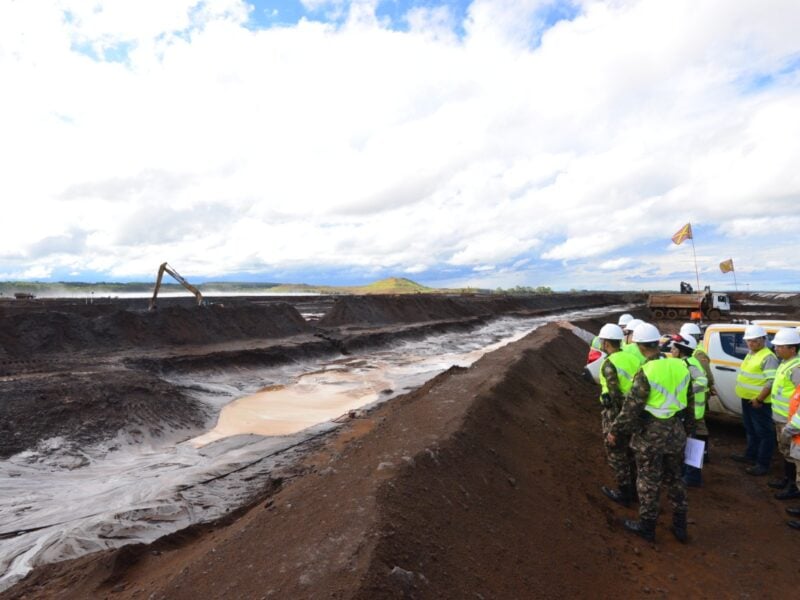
693;347;715;388
610;354;696;439
601;354;628;414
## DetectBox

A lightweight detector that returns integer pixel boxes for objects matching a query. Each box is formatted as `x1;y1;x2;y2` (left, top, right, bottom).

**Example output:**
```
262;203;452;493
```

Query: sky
1;0;799;291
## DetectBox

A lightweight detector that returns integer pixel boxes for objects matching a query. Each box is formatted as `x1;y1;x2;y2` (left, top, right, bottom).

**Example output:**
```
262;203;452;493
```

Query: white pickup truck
702;319;800;416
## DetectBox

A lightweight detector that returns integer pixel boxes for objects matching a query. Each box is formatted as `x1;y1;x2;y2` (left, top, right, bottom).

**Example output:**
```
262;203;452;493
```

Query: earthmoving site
2;292;800;599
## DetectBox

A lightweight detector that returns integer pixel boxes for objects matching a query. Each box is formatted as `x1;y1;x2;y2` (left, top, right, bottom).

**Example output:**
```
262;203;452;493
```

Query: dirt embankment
0;303;311;359
319;292;640;327
0;371;208;460
8;322;797;599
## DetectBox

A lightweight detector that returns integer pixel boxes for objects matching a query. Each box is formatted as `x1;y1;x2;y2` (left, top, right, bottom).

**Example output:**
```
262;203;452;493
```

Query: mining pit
1;291;799;599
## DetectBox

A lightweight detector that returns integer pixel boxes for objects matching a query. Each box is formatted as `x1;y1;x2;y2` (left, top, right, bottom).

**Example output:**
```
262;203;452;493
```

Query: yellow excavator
149;262;205;311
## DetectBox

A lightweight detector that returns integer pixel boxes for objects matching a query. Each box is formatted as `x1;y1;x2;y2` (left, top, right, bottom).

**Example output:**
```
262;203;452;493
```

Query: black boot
602;484;634;507
770;461;796;489
775;484;800;500
623;518;656;542
670;511;688;543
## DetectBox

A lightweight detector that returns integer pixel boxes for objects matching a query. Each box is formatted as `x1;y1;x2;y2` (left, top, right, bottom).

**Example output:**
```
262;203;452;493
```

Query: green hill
270;277;434;295
354;277;432;294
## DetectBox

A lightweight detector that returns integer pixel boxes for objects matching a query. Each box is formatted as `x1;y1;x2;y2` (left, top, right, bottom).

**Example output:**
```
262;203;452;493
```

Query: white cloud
1;0;799;288
599;258;632;271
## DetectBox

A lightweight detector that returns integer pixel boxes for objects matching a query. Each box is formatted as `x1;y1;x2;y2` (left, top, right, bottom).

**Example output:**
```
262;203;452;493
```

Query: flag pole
732;264;738;291
689;232;700;290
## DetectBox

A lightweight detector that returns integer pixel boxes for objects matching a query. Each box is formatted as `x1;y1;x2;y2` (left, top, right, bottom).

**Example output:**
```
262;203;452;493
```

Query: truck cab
709;292;731;313
703;320;800;416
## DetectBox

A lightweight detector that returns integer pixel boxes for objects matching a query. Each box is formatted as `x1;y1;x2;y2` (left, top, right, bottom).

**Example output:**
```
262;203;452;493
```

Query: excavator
149;262;205;311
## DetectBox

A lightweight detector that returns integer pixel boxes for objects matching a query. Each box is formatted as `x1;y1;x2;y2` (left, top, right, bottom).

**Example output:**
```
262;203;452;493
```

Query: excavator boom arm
149;262;204;310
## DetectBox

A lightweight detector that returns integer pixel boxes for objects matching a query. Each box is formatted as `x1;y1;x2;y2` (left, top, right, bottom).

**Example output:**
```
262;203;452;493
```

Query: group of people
592;314;702;543
592;313;800;543
728;323;800;528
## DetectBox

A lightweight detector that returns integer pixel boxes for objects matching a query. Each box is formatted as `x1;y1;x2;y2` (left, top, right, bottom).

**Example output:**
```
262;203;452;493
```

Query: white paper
684;437;705;468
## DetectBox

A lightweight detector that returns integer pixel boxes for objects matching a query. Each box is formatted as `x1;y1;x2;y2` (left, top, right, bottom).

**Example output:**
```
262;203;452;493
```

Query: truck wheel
653;309;664;318
666;309;678;319
708;309;721;321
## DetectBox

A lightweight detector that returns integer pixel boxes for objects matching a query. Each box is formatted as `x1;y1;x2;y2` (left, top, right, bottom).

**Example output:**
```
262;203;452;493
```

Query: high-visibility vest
735;347;777;401
685;355;708;420
623;342;646;366
642;357;691;419
786;385;800;446
599;351;642;402
591;336;602;351
771;356;800;420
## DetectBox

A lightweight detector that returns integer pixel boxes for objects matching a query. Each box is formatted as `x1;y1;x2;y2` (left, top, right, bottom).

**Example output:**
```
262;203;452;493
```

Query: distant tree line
493;285;553;295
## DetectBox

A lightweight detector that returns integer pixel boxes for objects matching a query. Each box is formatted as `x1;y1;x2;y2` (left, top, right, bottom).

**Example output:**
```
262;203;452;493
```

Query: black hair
639;341;659;350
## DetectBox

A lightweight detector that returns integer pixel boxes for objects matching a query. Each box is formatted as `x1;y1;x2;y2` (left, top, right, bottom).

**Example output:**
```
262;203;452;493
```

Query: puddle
0;305;630;591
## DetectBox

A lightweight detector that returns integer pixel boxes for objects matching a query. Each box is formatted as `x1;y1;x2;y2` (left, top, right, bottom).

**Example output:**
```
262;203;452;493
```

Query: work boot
730;454;756;464
768;477;790;489
601;484;634;508
670;512;688;543
775;484;800;500
787;520;800;530
785;507;800;517
623;518;656;542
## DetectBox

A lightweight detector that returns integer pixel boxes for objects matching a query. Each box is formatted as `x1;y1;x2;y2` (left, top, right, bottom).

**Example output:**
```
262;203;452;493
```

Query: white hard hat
632;322;661;343
679;323;701;337
617;314;634;326
743;324;767;340
671;334;697;351
625;318;644;332
772;328;800;346
599;323;625;341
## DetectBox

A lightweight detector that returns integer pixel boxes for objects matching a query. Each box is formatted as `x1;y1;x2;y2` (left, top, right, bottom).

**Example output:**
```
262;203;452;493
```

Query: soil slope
6;323;798;599
0;303;311;358
319;292;637;327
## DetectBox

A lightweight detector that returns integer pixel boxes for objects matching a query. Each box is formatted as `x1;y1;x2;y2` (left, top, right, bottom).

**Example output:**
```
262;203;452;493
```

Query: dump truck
647;287;731;320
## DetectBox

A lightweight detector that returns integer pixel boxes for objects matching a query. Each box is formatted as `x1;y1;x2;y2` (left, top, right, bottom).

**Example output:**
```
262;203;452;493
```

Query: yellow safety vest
599;351;641;402
771;356;800;420
735;347;777;401
685;356;708;420
642;358;690;419
623;342;646;366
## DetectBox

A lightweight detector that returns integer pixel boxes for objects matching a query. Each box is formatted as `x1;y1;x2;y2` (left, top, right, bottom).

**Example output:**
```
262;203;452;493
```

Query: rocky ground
2;292;800;598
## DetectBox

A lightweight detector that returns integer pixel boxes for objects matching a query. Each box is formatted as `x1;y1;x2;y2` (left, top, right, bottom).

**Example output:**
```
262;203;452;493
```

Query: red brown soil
6;321;798;599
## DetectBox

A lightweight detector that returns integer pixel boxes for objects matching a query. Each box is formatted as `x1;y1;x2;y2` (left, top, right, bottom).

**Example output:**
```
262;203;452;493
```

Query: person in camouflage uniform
597;323;646;507
607;323;695;543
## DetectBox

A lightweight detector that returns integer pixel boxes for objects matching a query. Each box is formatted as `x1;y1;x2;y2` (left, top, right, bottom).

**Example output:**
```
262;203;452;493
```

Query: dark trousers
741;399;775;468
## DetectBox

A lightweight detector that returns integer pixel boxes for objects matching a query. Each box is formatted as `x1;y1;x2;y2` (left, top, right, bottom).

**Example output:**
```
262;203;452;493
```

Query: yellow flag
720;258;734;273
671;223;692;245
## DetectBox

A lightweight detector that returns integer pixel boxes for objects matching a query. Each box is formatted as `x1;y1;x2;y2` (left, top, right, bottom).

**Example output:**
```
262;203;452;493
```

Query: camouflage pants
631;419;688;522
602;408;635;488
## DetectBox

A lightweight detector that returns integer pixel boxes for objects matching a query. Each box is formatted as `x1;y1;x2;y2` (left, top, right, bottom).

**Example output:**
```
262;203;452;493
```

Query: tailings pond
0;305;626;591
